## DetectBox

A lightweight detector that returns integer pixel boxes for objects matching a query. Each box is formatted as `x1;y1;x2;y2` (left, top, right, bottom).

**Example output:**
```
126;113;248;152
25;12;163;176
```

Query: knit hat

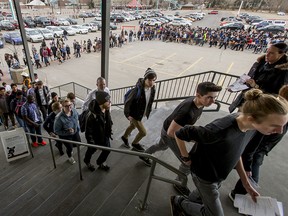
51;92;57;99
144;68;157;80
96;91;110;105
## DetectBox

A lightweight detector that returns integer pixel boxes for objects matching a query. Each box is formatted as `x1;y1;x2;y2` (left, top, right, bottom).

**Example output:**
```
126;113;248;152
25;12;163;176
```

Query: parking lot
0;9;287;90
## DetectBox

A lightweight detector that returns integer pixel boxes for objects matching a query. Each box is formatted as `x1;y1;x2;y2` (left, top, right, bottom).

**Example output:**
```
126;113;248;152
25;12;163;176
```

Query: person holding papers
229;42;288;113
171;89;288;216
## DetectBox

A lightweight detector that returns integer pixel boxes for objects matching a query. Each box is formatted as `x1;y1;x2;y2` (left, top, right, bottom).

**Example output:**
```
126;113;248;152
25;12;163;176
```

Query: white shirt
82;87;110;111
144;87;151;117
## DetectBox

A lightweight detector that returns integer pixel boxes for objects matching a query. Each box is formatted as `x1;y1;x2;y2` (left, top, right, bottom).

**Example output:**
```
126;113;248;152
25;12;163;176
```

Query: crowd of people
1;25;288;215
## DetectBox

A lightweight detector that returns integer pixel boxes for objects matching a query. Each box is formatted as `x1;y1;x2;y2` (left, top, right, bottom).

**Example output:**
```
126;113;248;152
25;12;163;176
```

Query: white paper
227;74;251;92
234;194;284;216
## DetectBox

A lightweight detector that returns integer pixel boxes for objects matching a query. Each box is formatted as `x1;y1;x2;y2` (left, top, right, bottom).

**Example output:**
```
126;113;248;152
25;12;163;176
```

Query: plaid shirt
21;102;42;123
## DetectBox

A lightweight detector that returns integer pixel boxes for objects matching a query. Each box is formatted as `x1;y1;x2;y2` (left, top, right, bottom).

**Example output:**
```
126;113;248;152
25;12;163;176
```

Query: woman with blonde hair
172;89;288;216
230;85;288;200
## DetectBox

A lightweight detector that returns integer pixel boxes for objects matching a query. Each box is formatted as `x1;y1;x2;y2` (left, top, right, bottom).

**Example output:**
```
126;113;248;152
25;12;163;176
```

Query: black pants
39;105;48;121
84;137;111;165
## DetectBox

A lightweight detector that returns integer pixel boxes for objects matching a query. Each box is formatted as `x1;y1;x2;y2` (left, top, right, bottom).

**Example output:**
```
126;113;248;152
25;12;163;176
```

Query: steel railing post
77;144;83;180
26;134;34;158
48;138;57;169
155;81;162;109
141;160;157;210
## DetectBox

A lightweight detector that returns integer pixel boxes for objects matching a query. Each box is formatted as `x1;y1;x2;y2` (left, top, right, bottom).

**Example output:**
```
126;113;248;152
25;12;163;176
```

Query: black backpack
79;110;91;132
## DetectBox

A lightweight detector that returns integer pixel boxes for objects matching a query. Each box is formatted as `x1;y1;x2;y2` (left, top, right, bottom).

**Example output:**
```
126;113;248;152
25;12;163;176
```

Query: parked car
23;18;36;28
257;25;285;33
0;34;4;48
220;22;244;30
3;31;22;45
250;19;264;26
51;19;61;26
277;12;285;16
34;16;51;27
90;21;101;30
79;13;88;18
45;26;63;37
59;26;76;36
37;28;54;40
25;28;44;42
110;14;124;23
0;20;15;31
66;18;77;25
208;10;218;15
82;23;98;32
109;23;117;30
58;18;70;26
70;25;88;34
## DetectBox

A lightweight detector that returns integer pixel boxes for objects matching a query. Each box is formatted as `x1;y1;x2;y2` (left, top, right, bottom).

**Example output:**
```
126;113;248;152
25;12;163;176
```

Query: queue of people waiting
135;23;287;54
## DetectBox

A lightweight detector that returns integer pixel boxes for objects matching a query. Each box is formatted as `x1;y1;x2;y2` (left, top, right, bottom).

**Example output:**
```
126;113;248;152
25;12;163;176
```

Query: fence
51;71;241;109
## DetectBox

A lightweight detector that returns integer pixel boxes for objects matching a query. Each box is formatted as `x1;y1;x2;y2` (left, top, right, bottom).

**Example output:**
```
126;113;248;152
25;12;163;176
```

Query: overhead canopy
26;0;46;6
127;0;142;8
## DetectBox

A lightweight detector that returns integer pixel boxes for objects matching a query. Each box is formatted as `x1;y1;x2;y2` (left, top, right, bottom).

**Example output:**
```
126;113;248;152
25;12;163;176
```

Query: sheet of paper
227;74;251;92
234;194;283;216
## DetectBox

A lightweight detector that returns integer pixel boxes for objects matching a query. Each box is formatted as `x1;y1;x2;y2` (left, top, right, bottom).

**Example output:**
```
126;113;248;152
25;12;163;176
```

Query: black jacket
43;112;57;134
229;54;288;113
124;78;156;121
34;86;50;106
85;99;113;146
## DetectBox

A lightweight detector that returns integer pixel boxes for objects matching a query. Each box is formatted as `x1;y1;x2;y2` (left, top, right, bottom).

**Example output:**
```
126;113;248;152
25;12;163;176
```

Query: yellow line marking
177;57;203;77
217;62;234;86
150;53;177;68
121;49;154;63
110;60;177;77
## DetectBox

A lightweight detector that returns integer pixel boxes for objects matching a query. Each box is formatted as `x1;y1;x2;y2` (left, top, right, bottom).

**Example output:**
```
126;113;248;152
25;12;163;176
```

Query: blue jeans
15;116;28;132
181;172;224;216
26;123;43;143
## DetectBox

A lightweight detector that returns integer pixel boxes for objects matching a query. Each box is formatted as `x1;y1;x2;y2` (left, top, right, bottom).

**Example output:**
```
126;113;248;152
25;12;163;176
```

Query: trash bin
10;66;29;84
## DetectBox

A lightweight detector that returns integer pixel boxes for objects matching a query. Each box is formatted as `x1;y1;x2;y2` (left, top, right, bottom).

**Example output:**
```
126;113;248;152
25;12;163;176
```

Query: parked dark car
257;25;285;33
246;15;260;24
24;18;36;28
220;22;244;30
9;20;19;29
110;14;125;23
66;17;77;25
79;13;89;18
3;31;22;45
0;35;4;48
255;21;270;29
90;21;101;30
34;16;51;27
0;20;15;30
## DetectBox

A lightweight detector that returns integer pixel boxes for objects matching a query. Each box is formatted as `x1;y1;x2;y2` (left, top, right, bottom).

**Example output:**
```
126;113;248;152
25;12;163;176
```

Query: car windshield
9;32;20;37
52;27;61;31
41;29;51;33
28;30;39;35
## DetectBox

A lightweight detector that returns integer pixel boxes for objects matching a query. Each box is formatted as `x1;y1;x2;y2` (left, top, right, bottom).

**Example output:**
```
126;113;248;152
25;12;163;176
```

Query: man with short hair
121;68;157;152
34;80;50;121
82;77;110;112
139;82;222;196
21;95;46;147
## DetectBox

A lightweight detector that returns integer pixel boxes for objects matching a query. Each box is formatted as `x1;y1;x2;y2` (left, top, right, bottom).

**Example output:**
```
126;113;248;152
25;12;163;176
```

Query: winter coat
85;99;113;146
124;78;156;121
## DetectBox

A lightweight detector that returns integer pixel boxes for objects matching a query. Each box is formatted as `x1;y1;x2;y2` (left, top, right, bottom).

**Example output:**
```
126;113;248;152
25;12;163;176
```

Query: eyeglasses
64;104;72;108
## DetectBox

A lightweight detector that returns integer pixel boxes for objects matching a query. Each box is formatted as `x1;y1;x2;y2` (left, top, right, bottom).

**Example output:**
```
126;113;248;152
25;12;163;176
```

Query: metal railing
51;71;241;109
25;132;187;210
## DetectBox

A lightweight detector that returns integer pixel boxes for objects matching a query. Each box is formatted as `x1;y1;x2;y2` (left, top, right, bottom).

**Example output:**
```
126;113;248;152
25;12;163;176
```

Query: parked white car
277;12;286;16
58;18;70;26
25;28;44;43
82;23;98;32
37;28;54;40
45;26;63;38
59;26;76;36
70;25;88;34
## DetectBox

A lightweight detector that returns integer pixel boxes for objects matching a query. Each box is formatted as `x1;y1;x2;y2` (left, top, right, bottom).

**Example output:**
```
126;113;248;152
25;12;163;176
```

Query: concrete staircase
0;102;287;215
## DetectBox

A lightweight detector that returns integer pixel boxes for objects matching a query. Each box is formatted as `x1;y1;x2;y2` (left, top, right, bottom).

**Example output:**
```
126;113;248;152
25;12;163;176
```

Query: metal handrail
25;132;188;210
50;71;241;109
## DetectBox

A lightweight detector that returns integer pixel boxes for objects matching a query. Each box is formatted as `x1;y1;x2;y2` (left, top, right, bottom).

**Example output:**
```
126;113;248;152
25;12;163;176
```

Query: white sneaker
68;157;76;164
